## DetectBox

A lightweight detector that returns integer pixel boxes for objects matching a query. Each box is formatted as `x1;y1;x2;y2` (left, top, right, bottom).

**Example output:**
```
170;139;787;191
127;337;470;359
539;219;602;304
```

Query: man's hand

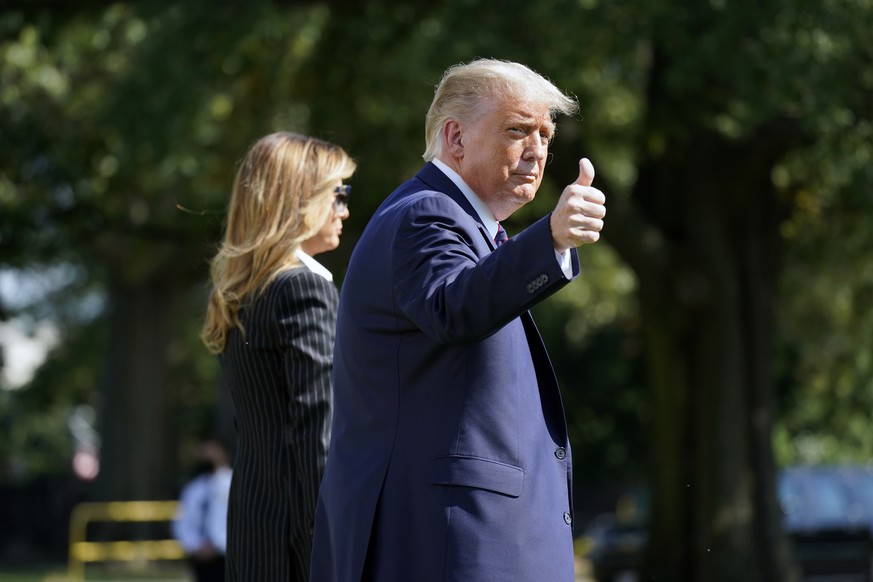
550;158;606;254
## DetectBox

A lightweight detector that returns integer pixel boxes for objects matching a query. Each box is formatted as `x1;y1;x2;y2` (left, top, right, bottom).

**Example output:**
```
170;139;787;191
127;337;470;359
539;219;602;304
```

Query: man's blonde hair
423;59;578;161
201;132;356;353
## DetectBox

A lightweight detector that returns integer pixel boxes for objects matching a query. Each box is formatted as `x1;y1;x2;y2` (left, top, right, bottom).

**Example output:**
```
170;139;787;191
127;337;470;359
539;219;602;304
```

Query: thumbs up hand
550;158;606;253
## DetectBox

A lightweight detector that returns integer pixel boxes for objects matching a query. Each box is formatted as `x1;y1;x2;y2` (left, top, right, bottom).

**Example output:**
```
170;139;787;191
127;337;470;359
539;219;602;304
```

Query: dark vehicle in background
582;489;649;582
583;466;873;582
780;466;873;580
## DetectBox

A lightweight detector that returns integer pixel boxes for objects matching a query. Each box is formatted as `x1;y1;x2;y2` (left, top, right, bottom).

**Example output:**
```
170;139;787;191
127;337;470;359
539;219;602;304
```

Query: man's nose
524;137;547;161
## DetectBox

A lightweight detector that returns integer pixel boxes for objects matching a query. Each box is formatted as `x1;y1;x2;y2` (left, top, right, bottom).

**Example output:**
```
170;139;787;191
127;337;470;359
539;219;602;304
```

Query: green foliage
0;313;104;479
0;0;871;508
774;128;873;465
0;1;340;477
0;2;333;278
766;5;873;462
0;263;105;481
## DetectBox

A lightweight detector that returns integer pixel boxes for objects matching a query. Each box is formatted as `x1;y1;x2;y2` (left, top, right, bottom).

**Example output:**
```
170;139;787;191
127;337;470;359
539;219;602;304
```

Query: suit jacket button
554;447;566;460
563;512;572;526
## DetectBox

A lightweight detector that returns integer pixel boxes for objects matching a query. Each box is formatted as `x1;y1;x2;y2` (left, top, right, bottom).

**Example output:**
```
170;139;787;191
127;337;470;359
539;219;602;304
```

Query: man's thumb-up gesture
550;158;606;253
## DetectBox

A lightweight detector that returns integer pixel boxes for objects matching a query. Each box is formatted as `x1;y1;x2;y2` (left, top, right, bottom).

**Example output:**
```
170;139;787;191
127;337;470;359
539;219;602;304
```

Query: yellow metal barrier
67;500;186;581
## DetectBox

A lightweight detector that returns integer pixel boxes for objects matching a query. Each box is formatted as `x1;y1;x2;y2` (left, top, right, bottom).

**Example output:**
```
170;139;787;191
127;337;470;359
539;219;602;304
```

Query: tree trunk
94;275;184;502
551;103;798;579
634;131;797;582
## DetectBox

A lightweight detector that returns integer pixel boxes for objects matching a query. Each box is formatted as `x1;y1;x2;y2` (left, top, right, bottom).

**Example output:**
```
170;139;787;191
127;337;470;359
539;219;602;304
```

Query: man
172;438;232;582
310;59;606;582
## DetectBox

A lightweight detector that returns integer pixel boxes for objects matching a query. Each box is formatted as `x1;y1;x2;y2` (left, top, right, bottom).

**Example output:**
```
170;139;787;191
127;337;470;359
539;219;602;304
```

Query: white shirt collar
432;158;499;240
295;249;333;282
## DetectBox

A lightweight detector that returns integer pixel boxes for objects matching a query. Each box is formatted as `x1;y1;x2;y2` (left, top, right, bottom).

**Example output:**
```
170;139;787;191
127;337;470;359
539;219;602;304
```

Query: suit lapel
416;163;496;252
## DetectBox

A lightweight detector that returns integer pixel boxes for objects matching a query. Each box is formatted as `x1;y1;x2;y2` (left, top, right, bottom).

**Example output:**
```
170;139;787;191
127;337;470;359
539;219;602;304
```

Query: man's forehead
499;100;554;126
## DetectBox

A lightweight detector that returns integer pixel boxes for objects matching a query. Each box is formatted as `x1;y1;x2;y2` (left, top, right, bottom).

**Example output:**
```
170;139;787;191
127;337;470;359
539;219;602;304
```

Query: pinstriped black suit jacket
220;266;337;581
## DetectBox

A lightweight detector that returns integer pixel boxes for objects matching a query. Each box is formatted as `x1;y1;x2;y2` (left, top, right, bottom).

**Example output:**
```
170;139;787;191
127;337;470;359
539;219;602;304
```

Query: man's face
457;97;554;221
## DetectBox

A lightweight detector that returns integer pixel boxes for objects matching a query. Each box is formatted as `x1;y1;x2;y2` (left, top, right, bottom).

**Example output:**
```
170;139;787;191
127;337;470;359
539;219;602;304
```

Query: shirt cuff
555;249;573;279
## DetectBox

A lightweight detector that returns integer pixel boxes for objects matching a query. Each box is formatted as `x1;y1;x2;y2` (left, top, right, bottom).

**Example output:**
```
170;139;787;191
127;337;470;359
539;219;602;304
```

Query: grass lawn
0;563;190;582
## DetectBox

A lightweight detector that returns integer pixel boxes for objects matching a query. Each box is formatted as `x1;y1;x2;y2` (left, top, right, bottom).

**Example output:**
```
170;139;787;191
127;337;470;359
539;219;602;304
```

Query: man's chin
513;187;538;205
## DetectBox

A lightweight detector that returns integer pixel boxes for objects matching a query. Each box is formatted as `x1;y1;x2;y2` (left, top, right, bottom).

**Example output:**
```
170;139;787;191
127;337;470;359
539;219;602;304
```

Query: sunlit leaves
0;0;871;492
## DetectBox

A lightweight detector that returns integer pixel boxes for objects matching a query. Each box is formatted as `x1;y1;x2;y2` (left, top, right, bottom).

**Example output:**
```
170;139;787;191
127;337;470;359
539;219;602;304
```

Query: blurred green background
1;0;871;580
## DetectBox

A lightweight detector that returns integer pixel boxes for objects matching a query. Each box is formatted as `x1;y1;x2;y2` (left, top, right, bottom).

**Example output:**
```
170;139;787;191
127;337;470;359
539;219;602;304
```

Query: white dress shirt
172;466;232;554
295;249;334;282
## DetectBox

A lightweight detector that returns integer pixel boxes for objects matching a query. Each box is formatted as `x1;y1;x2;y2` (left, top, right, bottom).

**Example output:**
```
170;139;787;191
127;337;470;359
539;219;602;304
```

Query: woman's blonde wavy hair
201;132;356;354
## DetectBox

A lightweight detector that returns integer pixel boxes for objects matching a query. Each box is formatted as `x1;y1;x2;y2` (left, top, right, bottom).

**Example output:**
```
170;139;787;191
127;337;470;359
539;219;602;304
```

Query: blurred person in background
201;132;356;581
173;438;232;582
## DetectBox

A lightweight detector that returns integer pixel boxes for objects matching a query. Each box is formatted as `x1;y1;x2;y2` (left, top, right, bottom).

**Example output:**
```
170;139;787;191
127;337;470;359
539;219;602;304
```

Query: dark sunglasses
334;185;351;211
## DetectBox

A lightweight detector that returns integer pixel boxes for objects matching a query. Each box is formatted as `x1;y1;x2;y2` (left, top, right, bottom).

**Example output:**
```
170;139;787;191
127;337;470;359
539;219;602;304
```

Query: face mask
194;460;216;476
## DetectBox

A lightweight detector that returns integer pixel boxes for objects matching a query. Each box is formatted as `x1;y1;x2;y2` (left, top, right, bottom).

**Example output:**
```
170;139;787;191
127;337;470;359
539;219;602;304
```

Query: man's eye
509;127;525;135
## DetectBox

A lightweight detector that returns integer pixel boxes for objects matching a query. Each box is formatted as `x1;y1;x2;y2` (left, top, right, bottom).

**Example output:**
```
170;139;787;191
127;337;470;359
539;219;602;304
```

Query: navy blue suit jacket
311;163;580;582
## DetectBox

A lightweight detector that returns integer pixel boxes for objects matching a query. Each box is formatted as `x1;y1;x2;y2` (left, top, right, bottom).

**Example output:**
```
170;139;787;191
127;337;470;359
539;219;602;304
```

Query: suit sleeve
391;193;578;344
274;270;338;528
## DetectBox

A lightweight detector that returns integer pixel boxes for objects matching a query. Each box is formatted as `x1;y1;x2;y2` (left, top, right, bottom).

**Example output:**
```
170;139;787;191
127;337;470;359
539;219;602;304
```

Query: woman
201;132;355;581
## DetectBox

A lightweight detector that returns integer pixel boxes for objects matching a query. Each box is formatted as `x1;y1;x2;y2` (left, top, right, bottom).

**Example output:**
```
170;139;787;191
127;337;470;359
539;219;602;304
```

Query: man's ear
444;120;464;158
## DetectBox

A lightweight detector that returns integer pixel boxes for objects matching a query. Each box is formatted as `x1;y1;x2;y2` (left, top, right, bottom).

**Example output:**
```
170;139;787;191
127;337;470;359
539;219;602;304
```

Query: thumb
573;158;595;187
